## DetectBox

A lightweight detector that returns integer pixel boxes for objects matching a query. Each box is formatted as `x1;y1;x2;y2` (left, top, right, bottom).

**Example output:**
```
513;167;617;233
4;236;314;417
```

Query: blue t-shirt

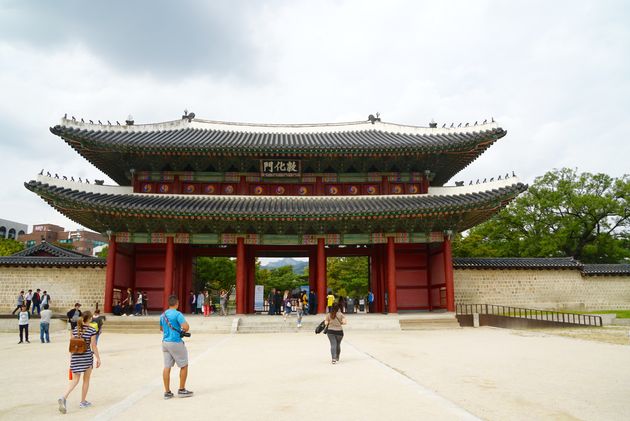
161;309;186;343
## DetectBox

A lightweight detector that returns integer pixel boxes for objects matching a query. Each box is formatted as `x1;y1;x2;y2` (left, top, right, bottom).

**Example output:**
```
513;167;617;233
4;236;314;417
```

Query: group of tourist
11;288;52;316
112;288;149;316
58;293;193;413
188;288;231;316
11;286;349;413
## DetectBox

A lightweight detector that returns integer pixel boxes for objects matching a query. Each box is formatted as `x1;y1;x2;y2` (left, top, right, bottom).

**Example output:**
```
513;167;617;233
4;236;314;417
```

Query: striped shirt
70;326;96;373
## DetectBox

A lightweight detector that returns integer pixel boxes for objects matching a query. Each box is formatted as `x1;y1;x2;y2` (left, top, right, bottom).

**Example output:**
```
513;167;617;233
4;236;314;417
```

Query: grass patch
585;310;630;319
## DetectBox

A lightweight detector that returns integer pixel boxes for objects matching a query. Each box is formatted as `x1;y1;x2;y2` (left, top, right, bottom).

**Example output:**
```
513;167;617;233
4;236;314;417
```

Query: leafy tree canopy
256;265;306;294
453;168;630;263
194;257;235;292
327;256;369;298
0;238;25;256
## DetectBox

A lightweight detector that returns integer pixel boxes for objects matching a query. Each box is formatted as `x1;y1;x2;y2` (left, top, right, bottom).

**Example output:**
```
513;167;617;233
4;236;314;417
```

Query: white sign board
254;285;265;312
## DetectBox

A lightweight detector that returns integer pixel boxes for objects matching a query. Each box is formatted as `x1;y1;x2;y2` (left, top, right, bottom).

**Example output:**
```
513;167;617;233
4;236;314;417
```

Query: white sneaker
122;314;127;317
297;323;302;328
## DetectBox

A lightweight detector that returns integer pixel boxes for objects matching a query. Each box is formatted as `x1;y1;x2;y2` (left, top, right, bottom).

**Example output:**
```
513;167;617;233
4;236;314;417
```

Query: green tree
194;257;236;292
96;246;108;259
0;239;25;256
453;168;630;263
256;265;304;294
327;256;369;297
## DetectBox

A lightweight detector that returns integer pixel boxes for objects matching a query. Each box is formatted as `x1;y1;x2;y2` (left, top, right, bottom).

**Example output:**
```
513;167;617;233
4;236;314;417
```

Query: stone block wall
0;267;106;314
454;269;630;311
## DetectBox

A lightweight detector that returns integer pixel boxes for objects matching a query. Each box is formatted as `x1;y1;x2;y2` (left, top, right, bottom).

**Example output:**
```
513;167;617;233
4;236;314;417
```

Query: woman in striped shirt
58;311;101;413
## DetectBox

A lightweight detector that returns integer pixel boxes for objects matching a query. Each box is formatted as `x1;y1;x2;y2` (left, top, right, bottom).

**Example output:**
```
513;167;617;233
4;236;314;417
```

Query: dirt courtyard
1;326;629;420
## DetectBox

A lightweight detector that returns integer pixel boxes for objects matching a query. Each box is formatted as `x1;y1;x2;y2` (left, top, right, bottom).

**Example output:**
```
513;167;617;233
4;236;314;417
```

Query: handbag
315;320;326;334
69;335;86;354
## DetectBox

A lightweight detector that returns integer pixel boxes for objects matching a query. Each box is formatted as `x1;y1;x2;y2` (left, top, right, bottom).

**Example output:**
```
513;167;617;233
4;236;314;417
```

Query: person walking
202;290;211;317
267;288;276;315
274;289;282;315
67;303;82;330
134;291;144;316
160;295;193;399
367;290;374;313
309;290;317;315
142;291;149;315
90;309;105;345
18;305;30;343
123;288;134;316
219;289;228;316
196;291;204;315
325;302;347;364
25;289;33;313
58;311;101;413
11;290;25;315
326;291;335;313
41;290;51;309
300;291;308;315
296;294;304;328
189;291;196;314
282;290;292;321
31;289;42;316
40;304;52;343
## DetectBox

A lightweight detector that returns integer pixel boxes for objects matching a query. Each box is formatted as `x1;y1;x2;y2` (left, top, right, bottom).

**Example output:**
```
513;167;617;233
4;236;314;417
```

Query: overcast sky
1;0;628;233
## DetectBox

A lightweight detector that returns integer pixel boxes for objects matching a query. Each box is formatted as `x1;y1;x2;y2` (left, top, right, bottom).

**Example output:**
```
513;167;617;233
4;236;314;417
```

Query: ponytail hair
330;302;340;320
77;311;92;336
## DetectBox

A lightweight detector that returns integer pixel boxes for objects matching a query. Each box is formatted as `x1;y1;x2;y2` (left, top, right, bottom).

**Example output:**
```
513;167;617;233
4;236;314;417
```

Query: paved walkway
1;327;629;420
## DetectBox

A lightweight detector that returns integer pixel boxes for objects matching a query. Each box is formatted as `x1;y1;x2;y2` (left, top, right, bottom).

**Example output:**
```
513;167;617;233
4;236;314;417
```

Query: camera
180;331;191;338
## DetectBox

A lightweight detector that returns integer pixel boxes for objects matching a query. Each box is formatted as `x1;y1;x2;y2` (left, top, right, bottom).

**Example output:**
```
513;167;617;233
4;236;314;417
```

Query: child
18;305;30;343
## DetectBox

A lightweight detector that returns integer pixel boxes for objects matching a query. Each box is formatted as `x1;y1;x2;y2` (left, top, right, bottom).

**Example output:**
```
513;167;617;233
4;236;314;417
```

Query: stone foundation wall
0;267;106;314
454;269;630;311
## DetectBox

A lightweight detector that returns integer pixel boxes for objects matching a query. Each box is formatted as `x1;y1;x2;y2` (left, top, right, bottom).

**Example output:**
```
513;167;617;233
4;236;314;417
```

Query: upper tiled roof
453;257;581;269
0;241;105;267
50;117;506;185
582;264;630;276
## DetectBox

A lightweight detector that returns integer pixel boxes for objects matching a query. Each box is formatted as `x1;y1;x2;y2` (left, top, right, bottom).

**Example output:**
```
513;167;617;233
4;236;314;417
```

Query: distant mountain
262;258;308;274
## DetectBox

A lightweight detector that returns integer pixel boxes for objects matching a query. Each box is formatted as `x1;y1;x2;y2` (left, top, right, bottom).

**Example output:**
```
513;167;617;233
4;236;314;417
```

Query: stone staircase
98;313;458;334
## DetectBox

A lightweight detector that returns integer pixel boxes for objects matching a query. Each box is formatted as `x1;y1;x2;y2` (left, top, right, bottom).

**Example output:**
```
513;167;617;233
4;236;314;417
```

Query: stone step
399;318;461;330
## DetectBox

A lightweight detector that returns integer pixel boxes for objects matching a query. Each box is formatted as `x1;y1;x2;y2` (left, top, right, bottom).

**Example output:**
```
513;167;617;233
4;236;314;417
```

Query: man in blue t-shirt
160;295;193;399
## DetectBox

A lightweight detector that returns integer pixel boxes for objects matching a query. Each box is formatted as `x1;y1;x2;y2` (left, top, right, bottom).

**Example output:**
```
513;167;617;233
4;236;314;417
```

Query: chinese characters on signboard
260;159;301;177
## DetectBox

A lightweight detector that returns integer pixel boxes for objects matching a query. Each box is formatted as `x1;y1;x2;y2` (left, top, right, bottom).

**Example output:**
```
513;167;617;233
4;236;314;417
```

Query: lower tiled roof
453;257;581;269
582;264;630;276
0;241;105;268
454;257;630;276
24;180;526;235
0;256;106;267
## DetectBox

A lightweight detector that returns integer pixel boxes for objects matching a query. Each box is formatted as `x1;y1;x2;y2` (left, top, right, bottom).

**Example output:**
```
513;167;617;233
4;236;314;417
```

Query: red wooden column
316;238;326;314
163;237;175;309
308;246;317;292
443;235;455;312
236;237;246;314
386;236;398;313
104;236;117;313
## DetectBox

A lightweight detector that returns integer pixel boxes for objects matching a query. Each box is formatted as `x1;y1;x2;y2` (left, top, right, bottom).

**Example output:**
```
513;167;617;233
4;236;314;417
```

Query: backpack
69;330;87;354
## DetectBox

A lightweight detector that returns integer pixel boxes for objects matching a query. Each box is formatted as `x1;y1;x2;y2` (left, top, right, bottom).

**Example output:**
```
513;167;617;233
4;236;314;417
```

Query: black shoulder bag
161;312;191;338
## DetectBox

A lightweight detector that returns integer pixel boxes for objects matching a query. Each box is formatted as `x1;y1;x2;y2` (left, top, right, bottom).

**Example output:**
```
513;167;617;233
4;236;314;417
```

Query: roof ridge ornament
182;109;196;122
367;112;381;124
